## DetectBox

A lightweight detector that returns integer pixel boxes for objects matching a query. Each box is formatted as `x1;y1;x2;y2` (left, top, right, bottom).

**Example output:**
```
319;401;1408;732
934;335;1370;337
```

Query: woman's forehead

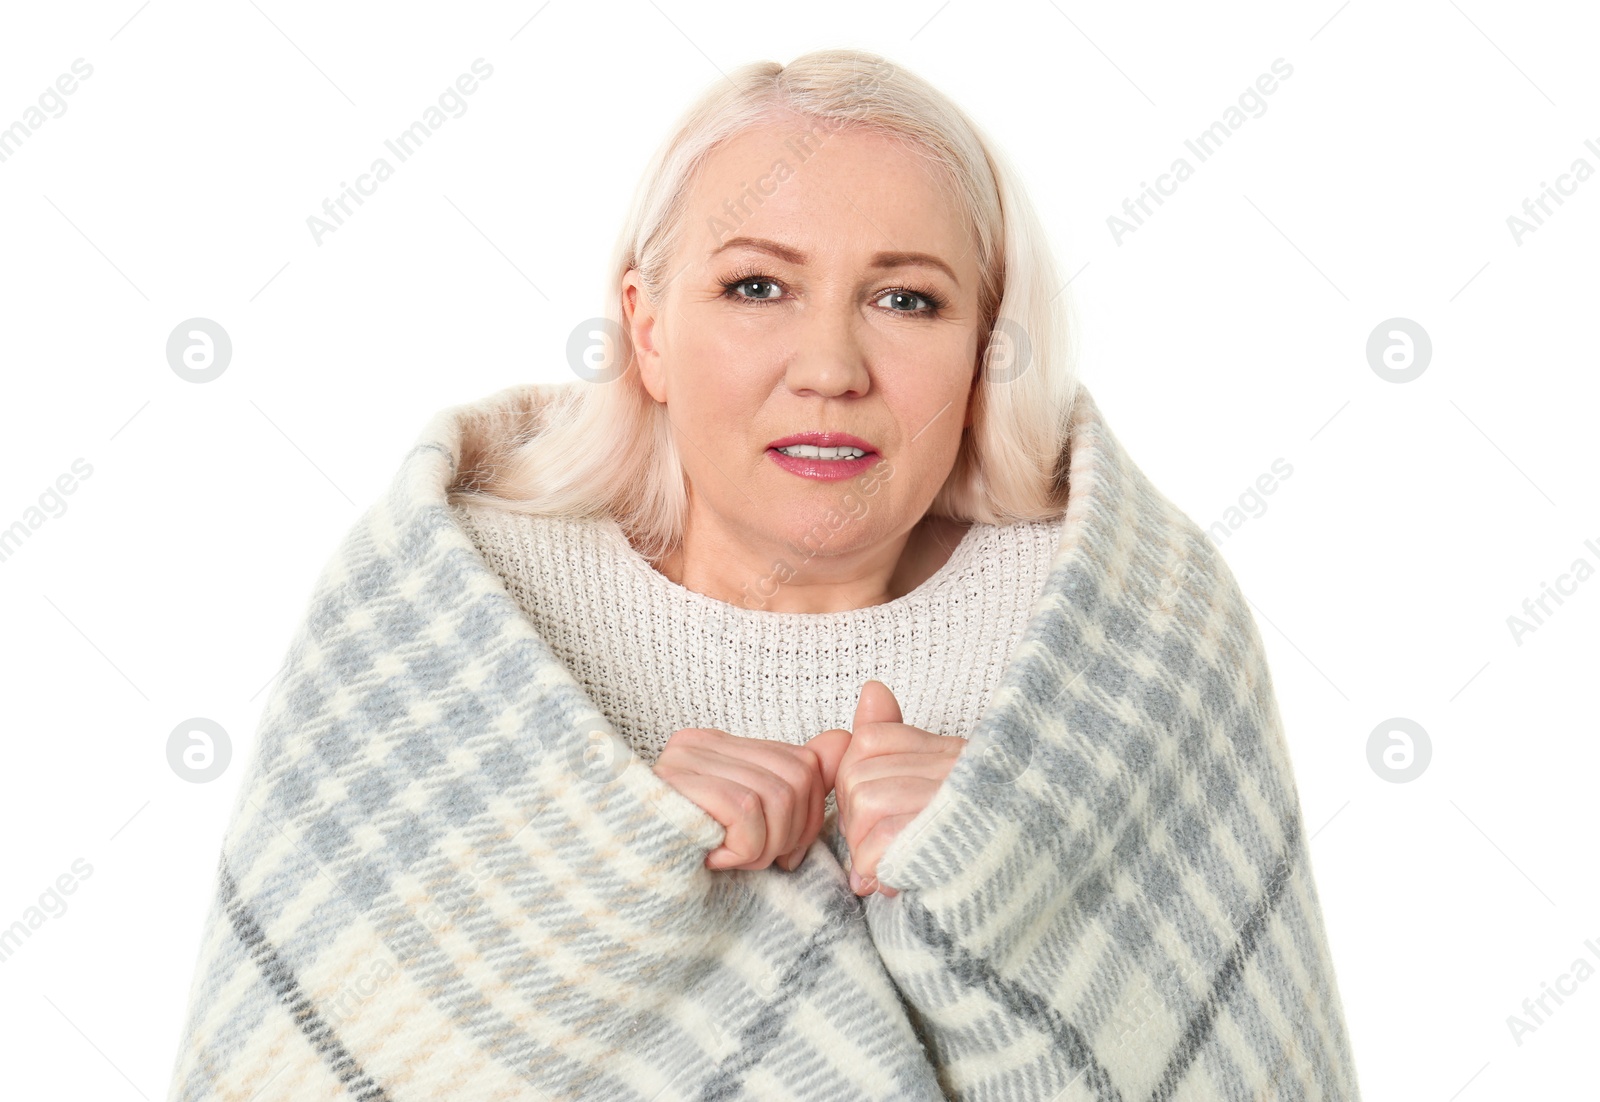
685;126;976;276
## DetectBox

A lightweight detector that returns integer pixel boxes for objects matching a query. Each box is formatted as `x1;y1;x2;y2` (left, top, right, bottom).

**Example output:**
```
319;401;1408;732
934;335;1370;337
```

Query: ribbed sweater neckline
594;513;987;621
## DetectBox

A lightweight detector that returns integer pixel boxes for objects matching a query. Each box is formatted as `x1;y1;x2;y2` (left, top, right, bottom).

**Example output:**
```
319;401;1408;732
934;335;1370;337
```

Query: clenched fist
652;725;853;872
832;680;968;898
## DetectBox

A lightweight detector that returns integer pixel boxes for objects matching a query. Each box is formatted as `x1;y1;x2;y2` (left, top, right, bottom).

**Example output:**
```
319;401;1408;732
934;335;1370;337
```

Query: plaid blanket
166;380;1362;1100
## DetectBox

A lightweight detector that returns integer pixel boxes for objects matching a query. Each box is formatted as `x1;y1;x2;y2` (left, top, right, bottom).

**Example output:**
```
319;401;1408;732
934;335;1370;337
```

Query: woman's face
623;116;984;569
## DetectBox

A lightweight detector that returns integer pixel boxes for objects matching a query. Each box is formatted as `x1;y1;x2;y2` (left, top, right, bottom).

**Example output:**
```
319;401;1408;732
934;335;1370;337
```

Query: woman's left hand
831;680;967;898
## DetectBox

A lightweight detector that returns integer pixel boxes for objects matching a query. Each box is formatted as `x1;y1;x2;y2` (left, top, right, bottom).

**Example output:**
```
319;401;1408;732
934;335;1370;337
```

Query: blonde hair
450;47;1081;564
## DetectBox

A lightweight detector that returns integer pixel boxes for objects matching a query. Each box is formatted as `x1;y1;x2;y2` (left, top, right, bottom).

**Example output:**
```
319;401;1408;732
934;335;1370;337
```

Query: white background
1;1;1596;1098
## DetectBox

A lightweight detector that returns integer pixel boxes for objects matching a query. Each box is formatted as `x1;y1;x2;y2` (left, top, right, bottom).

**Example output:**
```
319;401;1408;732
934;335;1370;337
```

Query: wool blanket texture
166;380;1362;1101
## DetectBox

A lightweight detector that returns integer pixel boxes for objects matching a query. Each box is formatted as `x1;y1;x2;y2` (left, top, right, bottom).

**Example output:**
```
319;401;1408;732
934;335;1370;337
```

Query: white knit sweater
450;501;1068;768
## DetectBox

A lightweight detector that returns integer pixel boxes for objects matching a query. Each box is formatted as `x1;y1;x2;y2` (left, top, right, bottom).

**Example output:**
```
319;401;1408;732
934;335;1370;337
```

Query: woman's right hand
652;726;853;872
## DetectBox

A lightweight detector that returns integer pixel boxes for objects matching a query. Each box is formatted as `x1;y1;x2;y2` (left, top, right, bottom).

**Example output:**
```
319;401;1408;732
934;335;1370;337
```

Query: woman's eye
729;278;782;301
876;289;934;313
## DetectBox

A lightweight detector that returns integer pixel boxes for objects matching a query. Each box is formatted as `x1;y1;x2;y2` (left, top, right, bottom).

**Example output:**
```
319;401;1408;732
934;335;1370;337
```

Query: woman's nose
782;300;871;399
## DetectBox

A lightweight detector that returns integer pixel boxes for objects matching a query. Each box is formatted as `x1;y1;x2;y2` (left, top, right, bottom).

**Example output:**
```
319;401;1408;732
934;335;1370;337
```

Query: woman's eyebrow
709;235;960;287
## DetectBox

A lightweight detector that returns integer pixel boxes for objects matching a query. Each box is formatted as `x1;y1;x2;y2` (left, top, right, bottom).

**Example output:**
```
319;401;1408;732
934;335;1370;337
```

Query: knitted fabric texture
165;380;1362;1101
448;500;1068;766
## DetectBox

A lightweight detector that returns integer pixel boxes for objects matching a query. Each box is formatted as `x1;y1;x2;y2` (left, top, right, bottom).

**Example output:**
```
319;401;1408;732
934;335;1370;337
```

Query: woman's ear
964;352;982;428
622;269;665;403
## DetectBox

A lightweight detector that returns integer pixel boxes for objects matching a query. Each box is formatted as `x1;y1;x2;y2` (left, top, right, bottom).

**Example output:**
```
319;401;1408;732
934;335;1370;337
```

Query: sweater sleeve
859;549;1362;1101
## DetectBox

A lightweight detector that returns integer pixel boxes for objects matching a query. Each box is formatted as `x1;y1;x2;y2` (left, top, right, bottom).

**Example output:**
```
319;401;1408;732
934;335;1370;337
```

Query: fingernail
849;869;862;893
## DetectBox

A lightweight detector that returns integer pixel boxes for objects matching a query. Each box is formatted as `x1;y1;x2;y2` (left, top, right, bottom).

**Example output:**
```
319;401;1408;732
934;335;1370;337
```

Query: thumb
804;727;853;794
853;679;902;731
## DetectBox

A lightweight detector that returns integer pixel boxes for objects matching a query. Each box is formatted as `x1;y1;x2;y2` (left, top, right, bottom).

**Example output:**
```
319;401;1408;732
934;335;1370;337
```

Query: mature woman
168;49;1361;1102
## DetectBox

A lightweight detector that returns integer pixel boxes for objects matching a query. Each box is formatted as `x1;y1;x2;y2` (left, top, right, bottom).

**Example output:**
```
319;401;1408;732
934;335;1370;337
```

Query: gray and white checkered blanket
166;380;1362;1100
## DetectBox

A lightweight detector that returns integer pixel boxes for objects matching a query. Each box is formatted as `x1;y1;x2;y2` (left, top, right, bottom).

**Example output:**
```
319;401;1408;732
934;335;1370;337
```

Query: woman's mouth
765;433;881;482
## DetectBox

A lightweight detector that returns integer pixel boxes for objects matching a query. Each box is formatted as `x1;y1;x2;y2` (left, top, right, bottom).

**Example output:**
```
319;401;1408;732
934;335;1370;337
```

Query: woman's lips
765;431;878;453
766;447;880;482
